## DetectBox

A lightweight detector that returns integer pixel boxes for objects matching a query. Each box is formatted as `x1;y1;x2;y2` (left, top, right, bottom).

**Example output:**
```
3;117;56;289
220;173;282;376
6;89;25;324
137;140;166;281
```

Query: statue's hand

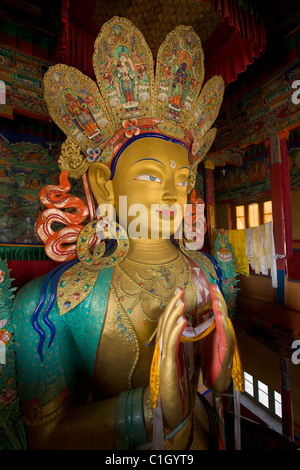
201;284;233;392
155;288;191;430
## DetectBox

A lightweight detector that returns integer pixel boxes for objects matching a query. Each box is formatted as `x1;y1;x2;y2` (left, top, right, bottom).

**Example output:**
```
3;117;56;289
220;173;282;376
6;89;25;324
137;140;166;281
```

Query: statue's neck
126;238;179;264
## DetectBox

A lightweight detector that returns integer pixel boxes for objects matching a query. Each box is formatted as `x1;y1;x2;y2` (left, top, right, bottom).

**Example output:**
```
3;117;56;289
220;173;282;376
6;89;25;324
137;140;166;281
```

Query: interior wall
216;202;229;230
237;273;275;303
284;277;300;311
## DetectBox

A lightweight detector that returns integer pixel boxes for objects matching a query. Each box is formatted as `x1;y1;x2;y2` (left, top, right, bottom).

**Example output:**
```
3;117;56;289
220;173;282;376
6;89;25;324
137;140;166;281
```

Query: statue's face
111;137;190;239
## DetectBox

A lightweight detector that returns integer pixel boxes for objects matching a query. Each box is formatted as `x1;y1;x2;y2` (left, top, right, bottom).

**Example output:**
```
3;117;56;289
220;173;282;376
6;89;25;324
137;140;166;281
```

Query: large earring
77;217;129;270
181;189;206;251
56;217;129;315
177;190;218;280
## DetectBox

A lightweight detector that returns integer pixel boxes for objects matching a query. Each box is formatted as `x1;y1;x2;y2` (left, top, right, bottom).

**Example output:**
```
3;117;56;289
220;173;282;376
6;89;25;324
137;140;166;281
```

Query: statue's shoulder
13;261;115;321
56;261;114;315
13;273;53;341
14;273;47;313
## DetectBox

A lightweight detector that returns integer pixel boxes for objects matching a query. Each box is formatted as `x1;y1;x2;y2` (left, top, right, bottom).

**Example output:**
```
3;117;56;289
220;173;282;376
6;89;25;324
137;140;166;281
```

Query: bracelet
114;387;147;450
144;386;154;423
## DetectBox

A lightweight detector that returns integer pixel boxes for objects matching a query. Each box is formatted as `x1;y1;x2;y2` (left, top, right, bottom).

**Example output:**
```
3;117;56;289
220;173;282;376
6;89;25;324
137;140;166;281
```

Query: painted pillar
266;131;292;304
204;159;216;241
228;203;234;230
267;131;295;440
279;357;294;440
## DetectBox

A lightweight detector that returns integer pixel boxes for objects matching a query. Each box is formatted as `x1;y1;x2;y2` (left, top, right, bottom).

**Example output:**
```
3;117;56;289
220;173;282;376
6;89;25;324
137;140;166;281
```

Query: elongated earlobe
88;162;114;207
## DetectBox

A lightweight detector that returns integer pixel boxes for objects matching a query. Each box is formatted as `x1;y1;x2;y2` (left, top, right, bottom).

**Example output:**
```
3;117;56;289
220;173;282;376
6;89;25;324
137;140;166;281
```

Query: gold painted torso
93;252;197;400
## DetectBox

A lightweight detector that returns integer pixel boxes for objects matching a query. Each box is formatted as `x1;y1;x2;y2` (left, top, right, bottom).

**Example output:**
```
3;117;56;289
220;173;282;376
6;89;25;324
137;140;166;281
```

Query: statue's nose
162;179;177;203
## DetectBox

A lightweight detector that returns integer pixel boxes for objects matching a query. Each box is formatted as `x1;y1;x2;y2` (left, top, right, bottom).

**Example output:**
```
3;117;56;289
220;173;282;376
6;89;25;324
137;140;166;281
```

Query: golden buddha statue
12;17;243;450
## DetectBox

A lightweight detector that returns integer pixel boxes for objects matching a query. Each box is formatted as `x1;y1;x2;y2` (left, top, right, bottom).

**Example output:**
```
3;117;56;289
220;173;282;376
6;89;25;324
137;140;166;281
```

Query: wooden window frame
244;372;282;419
232;197;272;230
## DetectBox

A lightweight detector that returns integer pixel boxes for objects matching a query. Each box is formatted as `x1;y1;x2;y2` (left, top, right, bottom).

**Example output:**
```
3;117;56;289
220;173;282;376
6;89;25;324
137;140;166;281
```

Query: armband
114;387;147;450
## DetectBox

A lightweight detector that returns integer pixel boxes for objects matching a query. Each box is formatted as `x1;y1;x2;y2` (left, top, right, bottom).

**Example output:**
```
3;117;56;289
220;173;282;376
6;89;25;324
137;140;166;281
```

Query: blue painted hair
31;259;78;362
32;240;115;362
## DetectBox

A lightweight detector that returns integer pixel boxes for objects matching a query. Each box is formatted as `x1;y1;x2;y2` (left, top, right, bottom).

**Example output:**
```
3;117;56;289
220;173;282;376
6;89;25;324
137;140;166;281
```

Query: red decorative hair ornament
36;171;90;262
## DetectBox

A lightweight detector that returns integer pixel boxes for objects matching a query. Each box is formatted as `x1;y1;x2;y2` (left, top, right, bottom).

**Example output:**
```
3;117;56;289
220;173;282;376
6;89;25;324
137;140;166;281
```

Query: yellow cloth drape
227;317;244;392
227;229;249;276
149;334;162;410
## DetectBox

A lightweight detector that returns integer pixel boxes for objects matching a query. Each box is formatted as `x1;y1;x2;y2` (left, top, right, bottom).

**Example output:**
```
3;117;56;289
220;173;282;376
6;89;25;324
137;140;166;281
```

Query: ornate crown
44;16;224;192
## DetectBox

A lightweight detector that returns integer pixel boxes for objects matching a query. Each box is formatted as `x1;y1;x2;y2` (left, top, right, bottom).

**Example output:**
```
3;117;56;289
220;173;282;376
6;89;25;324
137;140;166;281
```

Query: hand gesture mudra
155;288;190;431
153;283;234;432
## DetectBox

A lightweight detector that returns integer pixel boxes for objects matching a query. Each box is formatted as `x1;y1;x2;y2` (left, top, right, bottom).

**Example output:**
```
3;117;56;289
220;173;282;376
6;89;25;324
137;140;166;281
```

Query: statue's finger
155;287;184;344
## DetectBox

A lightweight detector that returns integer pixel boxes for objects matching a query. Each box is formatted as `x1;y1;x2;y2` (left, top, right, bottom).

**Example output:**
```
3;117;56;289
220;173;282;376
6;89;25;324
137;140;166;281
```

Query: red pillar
266;133;286;271
266;131;292;304
279;357;294;440
228;203;234;230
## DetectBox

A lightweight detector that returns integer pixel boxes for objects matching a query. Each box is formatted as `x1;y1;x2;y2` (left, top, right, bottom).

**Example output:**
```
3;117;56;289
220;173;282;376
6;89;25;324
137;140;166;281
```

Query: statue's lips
156;209;177;218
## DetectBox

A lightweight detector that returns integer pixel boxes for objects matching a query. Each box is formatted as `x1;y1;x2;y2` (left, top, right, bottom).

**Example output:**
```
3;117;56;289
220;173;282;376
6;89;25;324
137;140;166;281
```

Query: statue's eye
177;181;188;187
134;174;162;183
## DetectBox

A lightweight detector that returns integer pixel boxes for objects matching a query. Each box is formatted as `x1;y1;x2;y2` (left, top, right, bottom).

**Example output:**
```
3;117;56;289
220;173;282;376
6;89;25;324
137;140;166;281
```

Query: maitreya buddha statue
12;17;243;450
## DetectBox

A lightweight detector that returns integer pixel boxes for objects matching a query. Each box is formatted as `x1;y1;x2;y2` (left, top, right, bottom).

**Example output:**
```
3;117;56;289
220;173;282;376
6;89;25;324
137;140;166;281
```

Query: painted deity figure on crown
13;17;243;450
113;45;138;109
62;88;101;139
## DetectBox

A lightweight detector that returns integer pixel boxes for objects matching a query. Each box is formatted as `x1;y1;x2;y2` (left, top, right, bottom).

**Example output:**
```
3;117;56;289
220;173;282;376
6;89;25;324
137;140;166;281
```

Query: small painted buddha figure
13;17;243;450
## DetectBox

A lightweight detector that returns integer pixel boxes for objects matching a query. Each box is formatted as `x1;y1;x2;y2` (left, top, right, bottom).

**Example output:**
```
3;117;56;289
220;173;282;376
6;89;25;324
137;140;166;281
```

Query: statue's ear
88;162;114;207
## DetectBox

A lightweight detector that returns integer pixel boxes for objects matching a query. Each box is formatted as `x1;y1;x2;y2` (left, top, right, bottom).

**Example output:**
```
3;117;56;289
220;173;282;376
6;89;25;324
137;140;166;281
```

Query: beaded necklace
110;252;197;388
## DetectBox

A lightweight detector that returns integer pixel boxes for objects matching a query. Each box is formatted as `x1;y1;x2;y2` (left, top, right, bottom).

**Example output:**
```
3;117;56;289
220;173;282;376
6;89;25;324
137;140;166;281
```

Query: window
248;203;259;228
236;205;246;229
244;372;254;396
234;199;272;229
263;200;272;224
274;391;282;418
243;372;282;418
258;380;269;408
